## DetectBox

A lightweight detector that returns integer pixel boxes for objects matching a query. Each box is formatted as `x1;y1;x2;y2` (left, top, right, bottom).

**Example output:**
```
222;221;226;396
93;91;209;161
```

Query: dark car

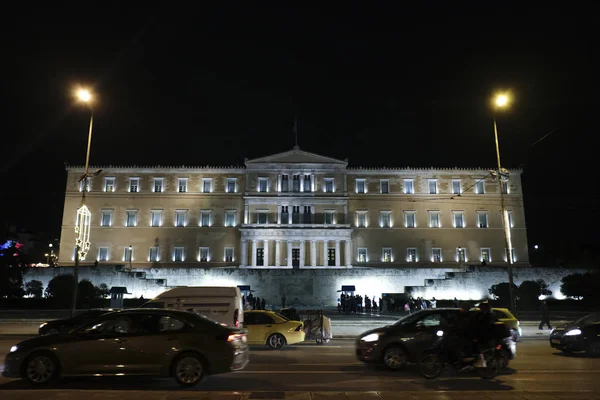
4;308;249;386
549;312;600;356
38;309;118;335
356;308;516;370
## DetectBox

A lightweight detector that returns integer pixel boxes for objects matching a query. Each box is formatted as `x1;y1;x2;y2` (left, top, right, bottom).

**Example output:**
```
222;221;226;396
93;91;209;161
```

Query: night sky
1;5;595;264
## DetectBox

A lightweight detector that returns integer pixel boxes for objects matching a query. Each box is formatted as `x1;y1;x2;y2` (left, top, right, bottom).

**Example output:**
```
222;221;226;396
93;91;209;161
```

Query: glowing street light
77;89;92;103
495;94;509;107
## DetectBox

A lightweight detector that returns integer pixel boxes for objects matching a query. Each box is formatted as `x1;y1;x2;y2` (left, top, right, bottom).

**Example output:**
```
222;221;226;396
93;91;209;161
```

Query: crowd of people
338;293;383;314
242;293;266;310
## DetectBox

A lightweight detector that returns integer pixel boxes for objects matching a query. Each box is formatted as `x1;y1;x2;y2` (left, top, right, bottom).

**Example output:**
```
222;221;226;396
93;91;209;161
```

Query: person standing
539;300;552;330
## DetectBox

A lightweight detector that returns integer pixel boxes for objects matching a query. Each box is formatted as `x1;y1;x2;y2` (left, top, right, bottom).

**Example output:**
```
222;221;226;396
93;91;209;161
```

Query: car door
254;313;276;343
411;313;445;354
244;313;261;344
58;315;136;375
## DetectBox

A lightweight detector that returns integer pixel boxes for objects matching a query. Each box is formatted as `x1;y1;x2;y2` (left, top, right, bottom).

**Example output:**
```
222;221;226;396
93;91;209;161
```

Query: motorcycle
418;330;501;379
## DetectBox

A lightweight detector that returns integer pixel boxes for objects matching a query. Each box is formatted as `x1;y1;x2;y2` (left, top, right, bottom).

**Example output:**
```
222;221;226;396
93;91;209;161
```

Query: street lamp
492;92;516;312
72;87;97;317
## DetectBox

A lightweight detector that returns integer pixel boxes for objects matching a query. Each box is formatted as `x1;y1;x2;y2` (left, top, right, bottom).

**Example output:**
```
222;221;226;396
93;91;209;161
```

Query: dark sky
1;4;595;262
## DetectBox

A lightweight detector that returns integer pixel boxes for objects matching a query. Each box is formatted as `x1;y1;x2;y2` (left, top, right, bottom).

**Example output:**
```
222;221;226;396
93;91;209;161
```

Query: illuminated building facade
58;147;529;269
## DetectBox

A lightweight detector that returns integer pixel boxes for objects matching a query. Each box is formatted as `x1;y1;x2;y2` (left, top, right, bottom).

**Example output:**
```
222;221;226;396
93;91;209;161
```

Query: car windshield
574;313;600;326
393;310;428;326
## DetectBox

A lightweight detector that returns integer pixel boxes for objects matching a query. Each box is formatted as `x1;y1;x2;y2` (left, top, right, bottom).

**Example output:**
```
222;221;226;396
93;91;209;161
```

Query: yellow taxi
243;310;305;349
472;306;522;341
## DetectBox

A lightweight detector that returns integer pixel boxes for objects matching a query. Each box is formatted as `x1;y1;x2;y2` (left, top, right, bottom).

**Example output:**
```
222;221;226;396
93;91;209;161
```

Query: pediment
246;147;347;166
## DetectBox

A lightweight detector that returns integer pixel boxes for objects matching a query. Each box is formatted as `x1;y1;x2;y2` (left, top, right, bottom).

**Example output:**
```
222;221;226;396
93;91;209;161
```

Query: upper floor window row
88;177;240;193
352;178;511;195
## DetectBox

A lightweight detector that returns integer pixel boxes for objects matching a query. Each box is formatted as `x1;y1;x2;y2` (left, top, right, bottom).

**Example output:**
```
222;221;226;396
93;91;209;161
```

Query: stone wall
22;266;589;308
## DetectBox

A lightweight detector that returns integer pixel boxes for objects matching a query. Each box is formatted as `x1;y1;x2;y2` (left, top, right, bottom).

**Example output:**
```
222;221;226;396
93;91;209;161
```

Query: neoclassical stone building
58;147;529;269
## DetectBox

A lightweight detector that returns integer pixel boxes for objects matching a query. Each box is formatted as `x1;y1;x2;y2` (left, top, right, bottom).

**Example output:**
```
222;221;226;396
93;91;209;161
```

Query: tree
488;282;519;308
25;280;44;298
95;283;110;298
561;272;600;302
519;280;552;310
0;239;29;299
45;275;74;307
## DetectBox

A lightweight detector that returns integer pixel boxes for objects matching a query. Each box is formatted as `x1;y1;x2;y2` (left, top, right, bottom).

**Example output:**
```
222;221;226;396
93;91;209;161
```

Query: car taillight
234;309;239;328
496;344;502;350
295;324;303;332
227;334;243;342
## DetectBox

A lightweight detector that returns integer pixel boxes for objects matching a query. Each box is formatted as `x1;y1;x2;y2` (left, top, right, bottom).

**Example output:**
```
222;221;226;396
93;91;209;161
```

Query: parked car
356;308;516;370
3;309;249;386
549;312;600;356
471;307;522;341
243;310;305;349
38;308;118;335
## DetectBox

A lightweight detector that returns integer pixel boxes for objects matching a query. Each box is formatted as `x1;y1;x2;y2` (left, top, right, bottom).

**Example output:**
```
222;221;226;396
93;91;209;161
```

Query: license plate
551;339;560;344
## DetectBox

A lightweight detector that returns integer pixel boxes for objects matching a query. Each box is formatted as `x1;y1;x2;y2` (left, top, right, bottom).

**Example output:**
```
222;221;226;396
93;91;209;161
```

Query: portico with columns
239;228;353;268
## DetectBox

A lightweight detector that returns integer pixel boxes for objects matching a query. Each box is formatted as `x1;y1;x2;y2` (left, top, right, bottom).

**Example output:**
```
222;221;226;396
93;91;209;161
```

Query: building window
380;179;389;194
407;248;417;262
500;210;514;228
356;179;366;194
173;247;185;262
198;247;210;262
404;211;416;228
328;248;336;266
79;177;90;192
475;180;485;194
224;247;234;262
200;210;211;227
225;211;236;227
356;211;367;227
301;206;312;223
104;177;115;192
380;211;392;228
382;248;392;262
178;178;188;193
453;211;465;228
256;248;264;266
150;210;162;227
502;179;509;194
477;211;489;228
124;246;134;263
404;179;414;194
175;210;187;227
280;206;289;224
481;248;491;263
101;209;113;227
452;179;461;195
129;178;140;193
357;248;367;262
97;247;109;261
153;178;164;193
324;211;335;225
226;178;237;193
303;175;312;192
258;177;268;193
257;211;268;224
292;175;300;192
457;247;466;262
431;248;442;262
429;211;440;228
126;210;138;227
324;178;335;193
281;175;289;192
149;246;160;262
292;206;300;224
428;179;438;194
202;178;212;193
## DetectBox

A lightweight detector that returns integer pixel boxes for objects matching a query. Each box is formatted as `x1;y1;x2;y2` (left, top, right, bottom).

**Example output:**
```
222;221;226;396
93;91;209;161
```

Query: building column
299;240;305;267
323;240;328;267
263;239;269;267
287;240;293;267
275;240;281;267
335;240;341;267
310;240;317;267
345;239;352;267
251;240;257;267
240;239;247;267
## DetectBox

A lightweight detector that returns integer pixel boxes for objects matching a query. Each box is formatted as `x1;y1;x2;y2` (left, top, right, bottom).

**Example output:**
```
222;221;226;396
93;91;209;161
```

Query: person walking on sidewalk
539;300;552;330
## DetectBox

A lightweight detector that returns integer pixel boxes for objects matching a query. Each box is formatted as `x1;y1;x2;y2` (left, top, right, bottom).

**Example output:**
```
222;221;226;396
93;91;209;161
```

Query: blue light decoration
0;240;14;250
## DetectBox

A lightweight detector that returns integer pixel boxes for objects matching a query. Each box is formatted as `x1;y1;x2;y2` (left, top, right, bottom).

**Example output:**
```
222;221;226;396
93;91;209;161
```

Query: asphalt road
1;335;600;397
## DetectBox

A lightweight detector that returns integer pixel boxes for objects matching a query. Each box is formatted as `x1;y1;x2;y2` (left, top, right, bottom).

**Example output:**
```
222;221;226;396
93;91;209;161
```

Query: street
1;335;600;399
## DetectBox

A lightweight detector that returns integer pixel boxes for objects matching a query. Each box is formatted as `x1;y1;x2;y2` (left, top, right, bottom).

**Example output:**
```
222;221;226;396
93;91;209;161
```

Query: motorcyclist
472;301;497;368
447;302;474;365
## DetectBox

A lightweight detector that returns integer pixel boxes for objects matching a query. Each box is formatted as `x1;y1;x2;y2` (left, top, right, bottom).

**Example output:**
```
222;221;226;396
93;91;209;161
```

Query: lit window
150;210;162;227
324;178;335;193
257;212;268;224
124;246;134;262
429;211;440;228
453;211;465;228
175;210;187;227
407;248;417;262
380;180;389;194
101;209;113;227
428;179;438;194
178;178;188;193
457;247;466;262
153;178;164;193
79;177;90;192
452;179;461;195
149;246;159;262
224;247;234;262
356;211;367;227
357;248;367;262
200;210;211;227
380;211;392;228
303;175;312;192
431;248;442;262
202;178;212;193
97;247;109;261
382;248;392;262
502;179;509;194
477;212;489;228
198;247;210;262
104;177;115;192
403;179;414;194
475;180;485;194
173;247;185;262
324;211;336;225
258;177;268;193
481;248;491;263
126;210;138;227
356;179;366;194
129;178;140;193
405;211;416;228
225;211;236;227
226;178;237;193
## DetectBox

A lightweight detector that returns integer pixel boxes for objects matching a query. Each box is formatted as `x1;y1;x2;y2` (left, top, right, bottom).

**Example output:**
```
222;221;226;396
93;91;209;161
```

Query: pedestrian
453;297;459;308
539;300;552;330
281;294;286;309
430;297;437;309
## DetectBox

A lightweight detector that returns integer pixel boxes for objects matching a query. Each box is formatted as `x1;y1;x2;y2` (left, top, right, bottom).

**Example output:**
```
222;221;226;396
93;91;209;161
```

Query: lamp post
493;93;516;312
72;88;96;318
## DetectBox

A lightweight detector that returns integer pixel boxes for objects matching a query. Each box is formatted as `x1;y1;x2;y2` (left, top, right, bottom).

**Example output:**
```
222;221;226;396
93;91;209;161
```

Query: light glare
77;89;92;102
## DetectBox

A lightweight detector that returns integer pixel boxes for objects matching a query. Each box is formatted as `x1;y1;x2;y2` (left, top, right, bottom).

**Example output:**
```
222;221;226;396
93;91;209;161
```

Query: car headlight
10;345;18;353
361;333;381;342
565;329;582;336
39;323;47;329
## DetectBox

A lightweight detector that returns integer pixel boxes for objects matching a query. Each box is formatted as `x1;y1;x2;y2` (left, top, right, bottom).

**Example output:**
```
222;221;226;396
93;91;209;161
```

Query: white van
141;286;243;328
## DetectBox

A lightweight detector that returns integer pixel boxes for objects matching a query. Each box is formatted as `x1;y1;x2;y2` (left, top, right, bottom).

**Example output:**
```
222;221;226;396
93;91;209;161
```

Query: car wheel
173;353;206;387
586;342;600;357
418;351;443;379
267;333;286;349
381;345;408;370
23;352;59;385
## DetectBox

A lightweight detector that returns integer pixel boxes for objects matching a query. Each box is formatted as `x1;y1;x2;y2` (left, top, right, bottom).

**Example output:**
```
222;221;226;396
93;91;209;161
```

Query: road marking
235;369;600;375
